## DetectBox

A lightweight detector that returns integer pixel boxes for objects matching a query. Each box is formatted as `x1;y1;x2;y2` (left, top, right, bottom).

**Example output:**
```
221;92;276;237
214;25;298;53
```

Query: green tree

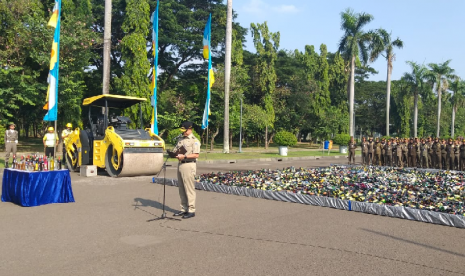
449;79;465;138
337;8;374;137
250;21;279;149
115;0;151;127
426;60;455;137
402;61;427;137
369;29;403;136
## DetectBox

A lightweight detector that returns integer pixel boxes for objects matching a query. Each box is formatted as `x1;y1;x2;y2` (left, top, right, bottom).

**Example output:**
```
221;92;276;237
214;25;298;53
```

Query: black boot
5;162;9;168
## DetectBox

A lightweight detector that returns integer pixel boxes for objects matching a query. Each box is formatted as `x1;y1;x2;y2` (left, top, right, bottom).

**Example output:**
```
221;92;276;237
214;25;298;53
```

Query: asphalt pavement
0;158;464;276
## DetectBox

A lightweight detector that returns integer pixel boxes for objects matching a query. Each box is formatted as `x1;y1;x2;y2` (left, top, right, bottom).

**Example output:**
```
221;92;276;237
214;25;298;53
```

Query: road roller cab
65;94;165;177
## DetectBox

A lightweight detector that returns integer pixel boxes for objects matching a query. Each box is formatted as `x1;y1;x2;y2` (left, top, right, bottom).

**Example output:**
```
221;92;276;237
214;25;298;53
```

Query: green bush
166;128;201;145
0;124;4;149
333;133;350;146
273;131;297;147
441;135;452;141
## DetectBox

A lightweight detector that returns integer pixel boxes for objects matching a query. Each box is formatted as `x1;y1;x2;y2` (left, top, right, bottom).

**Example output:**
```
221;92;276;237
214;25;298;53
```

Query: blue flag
202;14;214;129
150;1;159;134
43;0;61;122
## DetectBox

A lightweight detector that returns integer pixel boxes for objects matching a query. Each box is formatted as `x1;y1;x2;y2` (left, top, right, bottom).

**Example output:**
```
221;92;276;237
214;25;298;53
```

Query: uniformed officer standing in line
391;137;398;167
402;138;408;167
415;138;421;168
367;137;374;165
459;140;465;171
348;136;357;165
172;121;201;219
446;139;454;170
453;139;460;170
427;137;434;168
420;139;429;168
441;139;447;170
408;138;417;167
396;139;403;167
380;138;386;166
61;123;73;163
385;140;393;166
432;138;441;169
375;138;382;166
361;137;368;165
4;122;18;168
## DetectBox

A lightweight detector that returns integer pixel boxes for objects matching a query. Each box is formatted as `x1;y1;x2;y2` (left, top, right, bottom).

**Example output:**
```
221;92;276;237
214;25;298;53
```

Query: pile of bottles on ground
8;154;64;171
198;165;465;216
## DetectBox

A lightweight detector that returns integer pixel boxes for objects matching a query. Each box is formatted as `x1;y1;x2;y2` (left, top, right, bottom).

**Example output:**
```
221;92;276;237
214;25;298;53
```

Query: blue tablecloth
1;169;75;207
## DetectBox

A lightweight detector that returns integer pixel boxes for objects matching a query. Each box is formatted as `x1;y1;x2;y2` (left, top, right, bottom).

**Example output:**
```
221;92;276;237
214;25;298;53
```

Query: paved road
1;159;464;276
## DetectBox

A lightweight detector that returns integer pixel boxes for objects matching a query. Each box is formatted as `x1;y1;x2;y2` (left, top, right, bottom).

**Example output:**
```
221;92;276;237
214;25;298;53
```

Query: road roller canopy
83;95;147;109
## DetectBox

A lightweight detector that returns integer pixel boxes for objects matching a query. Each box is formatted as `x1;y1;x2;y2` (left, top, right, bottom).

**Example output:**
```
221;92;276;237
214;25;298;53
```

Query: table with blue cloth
1;169;75;207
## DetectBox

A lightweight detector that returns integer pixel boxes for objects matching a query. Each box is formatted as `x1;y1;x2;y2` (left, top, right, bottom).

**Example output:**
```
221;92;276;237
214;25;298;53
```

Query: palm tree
426;60;455;137
402;61;426;137
449;79;465;138
369;29;403;136
338;8;374;137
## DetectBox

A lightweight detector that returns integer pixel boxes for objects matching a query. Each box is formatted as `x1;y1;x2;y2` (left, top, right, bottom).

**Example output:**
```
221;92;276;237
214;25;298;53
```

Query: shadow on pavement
133;197;179;215
360;228;465;258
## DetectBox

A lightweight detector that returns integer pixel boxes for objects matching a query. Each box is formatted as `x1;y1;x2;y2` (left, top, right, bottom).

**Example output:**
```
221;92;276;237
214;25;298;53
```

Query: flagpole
205;126;208;160
53;120;57;161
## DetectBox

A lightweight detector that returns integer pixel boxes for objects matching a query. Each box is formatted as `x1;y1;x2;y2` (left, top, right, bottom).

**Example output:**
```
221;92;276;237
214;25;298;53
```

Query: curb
191;154;359;165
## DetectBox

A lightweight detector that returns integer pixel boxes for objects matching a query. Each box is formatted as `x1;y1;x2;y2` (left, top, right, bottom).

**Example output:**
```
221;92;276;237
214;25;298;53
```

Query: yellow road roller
65;94;165;177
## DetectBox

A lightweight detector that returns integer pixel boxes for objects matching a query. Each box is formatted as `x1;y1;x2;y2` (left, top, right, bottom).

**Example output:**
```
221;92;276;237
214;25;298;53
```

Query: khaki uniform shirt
174;133;201;161
4;130;18;143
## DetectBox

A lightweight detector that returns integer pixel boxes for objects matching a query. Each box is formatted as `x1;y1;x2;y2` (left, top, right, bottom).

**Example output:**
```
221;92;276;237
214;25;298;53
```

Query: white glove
15;140;18;144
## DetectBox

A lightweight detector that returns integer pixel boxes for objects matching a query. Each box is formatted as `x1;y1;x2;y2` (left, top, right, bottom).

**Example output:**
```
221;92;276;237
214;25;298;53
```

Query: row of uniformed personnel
348;136;465;170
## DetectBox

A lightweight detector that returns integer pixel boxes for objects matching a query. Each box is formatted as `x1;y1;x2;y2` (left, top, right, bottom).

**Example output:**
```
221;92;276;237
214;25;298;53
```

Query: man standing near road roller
43;126;59;157
172;121;201;219
61;123;73;164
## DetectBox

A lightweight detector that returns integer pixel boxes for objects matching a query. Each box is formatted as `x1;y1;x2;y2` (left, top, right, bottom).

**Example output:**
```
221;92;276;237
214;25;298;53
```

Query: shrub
273;131;297;147
166;128;201;145
441;135;452;141
0;124;4;149
333;133;350;146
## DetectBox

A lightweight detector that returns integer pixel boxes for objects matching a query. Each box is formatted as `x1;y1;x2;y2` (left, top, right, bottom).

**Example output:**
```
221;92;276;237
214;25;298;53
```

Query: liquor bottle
44;157;48;171
50;157;55;171
12;155;16;169
57;157;62;170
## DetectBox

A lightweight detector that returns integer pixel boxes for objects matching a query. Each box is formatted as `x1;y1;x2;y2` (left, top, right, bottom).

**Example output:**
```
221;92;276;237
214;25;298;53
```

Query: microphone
173;134;183;143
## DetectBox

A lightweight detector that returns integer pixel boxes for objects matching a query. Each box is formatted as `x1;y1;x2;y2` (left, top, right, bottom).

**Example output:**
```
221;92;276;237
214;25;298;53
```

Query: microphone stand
147;152;181;222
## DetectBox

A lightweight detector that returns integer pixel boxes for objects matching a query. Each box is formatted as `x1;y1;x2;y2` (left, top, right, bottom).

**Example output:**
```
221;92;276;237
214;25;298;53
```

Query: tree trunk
349;55;355;137
223;0;233;154
413;91;418;138
451;105;456;138
265;125;268;149
268;132;275;146
210;127;219;151
386;60;392;136
229;132;233;150
436;83;442;137
102;0;112;96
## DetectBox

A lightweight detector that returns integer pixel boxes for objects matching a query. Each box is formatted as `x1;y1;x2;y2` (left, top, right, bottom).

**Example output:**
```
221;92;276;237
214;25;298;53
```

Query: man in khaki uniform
4;122;18;168
172;121;200;219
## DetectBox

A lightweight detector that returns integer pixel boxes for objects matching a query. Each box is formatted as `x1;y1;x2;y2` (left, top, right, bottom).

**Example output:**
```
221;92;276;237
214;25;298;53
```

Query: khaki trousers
348;150;355;164
177;162;196;213
5;142;17;163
